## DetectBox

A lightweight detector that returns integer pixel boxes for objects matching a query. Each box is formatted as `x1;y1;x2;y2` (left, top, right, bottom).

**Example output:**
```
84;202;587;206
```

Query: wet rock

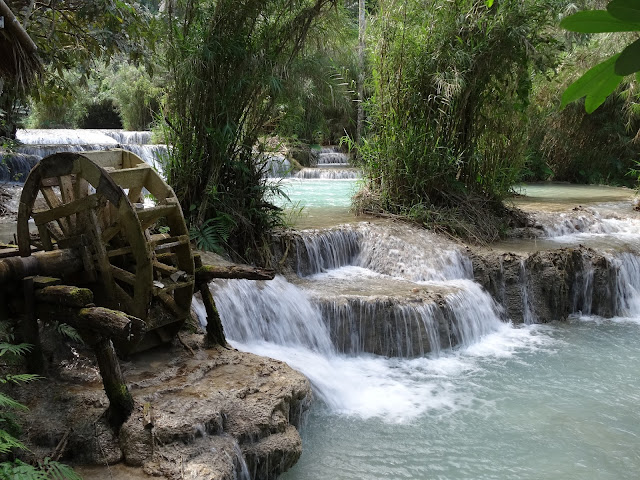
470;246;617;323
10;337;311;480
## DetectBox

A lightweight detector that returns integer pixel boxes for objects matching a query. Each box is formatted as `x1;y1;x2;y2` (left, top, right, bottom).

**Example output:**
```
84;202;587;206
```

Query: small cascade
0;153;40;182
102;130;153;145
231;441;251;480
613;252;640;317
295;168;361;179
210;276;334;354
7;129;166;182
16;128;119;145
519;260;537;325
263;154;291;178
356;223;473;282
294;228;361;276
316;147;350;167
572;255;594;315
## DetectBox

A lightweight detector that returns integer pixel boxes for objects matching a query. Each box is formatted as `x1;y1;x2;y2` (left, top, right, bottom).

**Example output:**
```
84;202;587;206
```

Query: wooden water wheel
16;150;195;353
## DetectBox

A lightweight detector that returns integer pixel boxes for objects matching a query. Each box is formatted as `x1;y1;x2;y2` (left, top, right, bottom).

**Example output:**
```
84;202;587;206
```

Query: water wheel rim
17;152;153;320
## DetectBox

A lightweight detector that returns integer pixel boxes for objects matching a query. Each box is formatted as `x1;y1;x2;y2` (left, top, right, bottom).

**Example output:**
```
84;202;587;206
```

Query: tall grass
357;0;561;239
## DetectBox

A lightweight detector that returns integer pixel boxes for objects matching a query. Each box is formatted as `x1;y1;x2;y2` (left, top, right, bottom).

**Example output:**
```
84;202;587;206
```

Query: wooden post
92;337;135;429
199;282;227;347
21;276;44;374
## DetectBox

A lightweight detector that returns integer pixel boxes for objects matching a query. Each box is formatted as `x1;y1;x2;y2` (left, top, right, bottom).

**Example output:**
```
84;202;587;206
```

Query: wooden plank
150;235;190;250
33;194;99;227
108;166;151;190
152;279;194;296
36;224;53;250
137;204;179;231
85;207;117;302
107;246;133;258
102;223;121;244
153;260;178;276
58;175;76;232
18;201;33;257
79;150;124;170
110;265;137;285
40;186;70;234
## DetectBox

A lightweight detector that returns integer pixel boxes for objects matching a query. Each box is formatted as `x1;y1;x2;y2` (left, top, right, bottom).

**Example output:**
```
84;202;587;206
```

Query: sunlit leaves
562;54;623;113
560;10;640;33
561;1;640;112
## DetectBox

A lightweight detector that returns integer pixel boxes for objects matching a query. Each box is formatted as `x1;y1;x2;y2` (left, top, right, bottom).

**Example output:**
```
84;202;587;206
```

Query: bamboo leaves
561;0;640;112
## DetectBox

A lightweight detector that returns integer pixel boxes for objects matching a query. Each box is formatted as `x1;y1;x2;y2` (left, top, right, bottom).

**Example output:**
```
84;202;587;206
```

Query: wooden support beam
195;264;276;283
198;282;227;347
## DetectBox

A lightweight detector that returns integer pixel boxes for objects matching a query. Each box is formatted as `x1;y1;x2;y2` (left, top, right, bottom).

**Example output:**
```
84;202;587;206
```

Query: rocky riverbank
10;334;311;480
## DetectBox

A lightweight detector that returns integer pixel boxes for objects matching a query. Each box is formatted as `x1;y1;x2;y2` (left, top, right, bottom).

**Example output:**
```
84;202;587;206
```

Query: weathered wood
0;249;83;283
35;285;93;307
22;277;44;373
137;204;179;230
199;282;227;347
32;194;98;227
94;338;134;429
35;305;146;345
195;264;276;282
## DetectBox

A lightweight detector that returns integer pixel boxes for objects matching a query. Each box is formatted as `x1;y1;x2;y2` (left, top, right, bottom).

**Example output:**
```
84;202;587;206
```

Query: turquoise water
280;317;640;480
271;178;360;209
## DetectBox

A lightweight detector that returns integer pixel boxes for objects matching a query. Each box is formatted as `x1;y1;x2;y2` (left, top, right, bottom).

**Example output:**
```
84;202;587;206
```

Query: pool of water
276;317;640;480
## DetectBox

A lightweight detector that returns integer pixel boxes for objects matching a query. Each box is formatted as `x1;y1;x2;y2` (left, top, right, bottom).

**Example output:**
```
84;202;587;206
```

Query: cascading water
2;129;167;182
213;182;640;479
316;147;350;167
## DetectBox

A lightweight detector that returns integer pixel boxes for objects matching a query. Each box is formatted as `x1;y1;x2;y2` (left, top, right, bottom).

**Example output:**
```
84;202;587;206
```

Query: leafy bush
359;0;560;220
0;341;81;480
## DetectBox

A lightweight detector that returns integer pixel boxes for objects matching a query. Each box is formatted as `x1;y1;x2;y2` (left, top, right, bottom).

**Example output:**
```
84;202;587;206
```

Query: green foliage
189;215;235;255
561;0;640;111
0;337;81;479
528;21;640;185
358;0;560;236
162;0;337;261
110;63;162;130
0;458;82;480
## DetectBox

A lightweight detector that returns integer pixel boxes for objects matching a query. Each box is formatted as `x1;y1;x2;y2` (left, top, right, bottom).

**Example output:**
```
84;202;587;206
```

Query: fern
0;343;32;357
55;323;83;344
0;458;82;480
189;214;235;254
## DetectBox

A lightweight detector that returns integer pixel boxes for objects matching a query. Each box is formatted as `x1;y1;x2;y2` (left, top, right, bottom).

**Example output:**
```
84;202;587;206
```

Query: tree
1;0;157;138
162;0;338;261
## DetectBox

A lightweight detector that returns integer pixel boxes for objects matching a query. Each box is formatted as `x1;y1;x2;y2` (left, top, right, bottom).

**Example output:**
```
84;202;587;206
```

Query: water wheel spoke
137;204;180;231
150;235;190;252
39;185;71;235
32;194;99;228
58;175;77;232
102;222;122;244
107;246;133;258
110;265;137;285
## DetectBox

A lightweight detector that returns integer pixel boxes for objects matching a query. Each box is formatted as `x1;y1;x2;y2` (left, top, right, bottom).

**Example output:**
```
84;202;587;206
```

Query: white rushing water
1;129;167;182
207;181;640;479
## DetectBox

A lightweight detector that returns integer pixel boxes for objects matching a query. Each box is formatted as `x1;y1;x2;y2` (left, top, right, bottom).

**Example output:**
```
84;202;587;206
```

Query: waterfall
294;228;361;276
263;154;292;178
614;252;640;317
519;260;537;325
295;168;361;179
210;276;334;354
316;147;350;167
7;129;166;182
